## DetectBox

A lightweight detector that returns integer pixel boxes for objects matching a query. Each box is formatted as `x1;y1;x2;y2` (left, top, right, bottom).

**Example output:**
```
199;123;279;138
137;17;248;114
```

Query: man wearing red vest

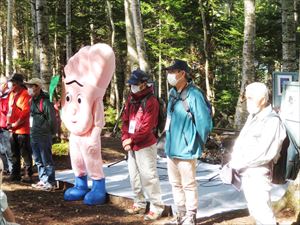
6;73;33;183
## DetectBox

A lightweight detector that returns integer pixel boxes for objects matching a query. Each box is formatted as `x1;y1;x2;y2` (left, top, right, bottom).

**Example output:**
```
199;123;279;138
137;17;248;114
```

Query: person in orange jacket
6;73;33;183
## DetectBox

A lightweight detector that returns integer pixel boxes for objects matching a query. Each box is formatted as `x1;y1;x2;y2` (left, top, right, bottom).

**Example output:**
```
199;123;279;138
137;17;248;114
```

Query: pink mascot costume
61;43;115;205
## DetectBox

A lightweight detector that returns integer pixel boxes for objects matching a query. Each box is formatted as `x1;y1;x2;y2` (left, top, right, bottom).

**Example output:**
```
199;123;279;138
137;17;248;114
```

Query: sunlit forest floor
2;136;297;225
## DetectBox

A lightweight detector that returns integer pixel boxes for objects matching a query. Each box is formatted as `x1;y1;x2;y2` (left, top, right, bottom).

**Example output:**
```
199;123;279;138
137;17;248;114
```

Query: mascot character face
61;43;115;206
63;80;94;136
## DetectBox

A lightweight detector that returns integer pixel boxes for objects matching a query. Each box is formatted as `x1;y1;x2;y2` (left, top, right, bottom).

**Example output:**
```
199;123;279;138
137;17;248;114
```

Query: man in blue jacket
164;59;212;225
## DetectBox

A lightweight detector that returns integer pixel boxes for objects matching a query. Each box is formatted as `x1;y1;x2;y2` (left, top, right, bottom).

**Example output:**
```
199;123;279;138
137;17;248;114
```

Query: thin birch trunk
234;0;256;129
36;0;52;90
66;0;72;61
199;0;214;111
124;0;138;102
31;0;39;77
5;0;14;77
131;0;150;73
106;0;120;116
282;0;297;71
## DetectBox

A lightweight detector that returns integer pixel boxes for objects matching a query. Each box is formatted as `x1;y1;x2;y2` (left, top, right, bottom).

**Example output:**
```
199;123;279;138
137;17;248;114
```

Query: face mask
28;88;34;96
247;101;261;115
131;85;140;94
7;82;13;90
167;73;178;86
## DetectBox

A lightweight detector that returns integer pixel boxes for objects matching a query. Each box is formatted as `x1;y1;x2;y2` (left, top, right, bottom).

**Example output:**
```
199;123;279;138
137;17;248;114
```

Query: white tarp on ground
56;158;289;218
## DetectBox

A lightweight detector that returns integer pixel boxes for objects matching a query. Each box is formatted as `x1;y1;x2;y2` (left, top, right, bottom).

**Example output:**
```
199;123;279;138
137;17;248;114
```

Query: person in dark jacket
121;69;164;221
25;78;57;191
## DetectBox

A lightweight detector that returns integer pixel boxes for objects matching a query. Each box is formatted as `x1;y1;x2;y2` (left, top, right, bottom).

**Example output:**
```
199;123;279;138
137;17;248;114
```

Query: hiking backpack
136;93;167;137
271;115;300;184
180;83;213;120
168;83;213;147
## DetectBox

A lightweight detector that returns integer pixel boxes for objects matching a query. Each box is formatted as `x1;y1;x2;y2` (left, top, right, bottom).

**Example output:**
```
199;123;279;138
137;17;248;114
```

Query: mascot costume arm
61;43;115;205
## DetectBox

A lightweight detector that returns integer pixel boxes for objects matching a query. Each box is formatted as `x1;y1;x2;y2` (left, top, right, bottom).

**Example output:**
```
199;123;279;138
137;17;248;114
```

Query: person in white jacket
0;159;19;225
230;82;286;225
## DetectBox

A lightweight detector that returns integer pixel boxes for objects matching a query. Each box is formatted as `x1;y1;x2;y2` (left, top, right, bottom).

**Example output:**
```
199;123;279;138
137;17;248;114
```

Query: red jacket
121;86;159;151
7;87;31;134
0;91;9;128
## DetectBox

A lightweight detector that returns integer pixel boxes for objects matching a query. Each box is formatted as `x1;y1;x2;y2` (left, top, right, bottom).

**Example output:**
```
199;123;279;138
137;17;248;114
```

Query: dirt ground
2;136;298;225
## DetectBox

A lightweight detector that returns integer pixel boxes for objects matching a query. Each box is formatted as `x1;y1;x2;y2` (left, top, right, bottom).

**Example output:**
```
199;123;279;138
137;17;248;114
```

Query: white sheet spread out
56;158;289;218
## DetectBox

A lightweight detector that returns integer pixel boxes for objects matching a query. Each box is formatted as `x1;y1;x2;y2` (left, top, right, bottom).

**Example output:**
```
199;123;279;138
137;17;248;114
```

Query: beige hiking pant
127;144;164;214
167;157;198;213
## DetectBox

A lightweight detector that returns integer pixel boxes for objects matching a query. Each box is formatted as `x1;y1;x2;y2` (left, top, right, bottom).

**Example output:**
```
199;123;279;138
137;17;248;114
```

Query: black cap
127;69;149;85
164;59;190;73
9;73;24;84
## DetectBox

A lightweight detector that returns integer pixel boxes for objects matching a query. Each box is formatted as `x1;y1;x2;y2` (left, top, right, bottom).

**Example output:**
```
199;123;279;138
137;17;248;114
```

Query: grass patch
52;142;69;156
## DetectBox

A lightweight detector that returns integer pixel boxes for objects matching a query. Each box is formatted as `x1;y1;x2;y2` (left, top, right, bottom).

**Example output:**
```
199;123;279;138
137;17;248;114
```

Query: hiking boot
182;215;196;225
32;181;45;189
40;182;55;191
144;211;161;221
164;214;184;225
127;205;146;215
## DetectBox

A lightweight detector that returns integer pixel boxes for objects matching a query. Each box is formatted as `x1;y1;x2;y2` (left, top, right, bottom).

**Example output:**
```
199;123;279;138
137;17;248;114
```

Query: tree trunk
36;0;52;90
234;0;256;130
30;0;39;78
282;0;297;72
53;3;59;75
0;24;3;75
158;18;162;98
124;0;138;99
14;4;25;66
124;0;138;72
131;0;150;73
199;0;214;112
89;6;94;45
5;0;14;77
66;0;72;61
106;0;120;116
273;1;300;221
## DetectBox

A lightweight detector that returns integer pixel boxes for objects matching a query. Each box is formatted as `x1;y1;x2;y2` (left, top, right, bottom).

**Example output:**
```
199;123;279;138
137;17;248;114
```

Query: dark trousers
10;133;33;178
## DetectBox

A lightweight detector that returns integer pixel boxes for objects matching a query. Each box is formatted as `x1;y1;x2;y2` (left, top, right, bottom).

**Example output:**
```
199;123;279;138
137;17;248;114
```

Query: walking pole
112;104;125;137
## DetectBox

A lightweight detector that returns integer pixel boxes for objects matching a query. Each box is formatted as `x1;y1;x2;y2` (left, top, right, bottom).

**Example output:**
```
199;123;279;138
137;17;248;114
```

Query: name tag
165;116;171;131
128;120;136;134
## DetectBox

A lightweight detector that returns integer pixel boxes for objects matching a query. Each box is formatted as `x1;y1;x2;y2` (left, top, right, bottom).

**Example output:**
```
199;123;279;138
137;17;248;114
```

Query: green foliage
3;0;299;130
105;106;117;129
13;59;33;71
52;142;69;156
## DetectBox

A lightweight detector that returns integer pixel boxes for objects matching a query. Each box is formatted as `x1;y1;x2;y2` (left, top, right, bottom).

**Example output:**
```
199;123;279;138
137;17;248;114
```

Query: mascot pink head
62;43;115;135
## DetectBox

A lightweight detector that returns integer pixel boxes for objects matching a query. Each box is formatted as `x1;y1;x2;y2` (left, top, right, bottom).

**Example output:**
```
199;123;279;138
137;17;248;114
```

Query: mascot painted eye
61;43;115;206
66;94;71;102
77;96;82;104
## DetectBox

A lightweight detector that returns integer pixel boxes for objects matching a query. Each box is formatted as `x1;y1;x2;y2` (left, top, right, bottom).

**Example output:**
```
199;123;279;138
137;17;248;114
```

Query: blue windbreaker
164;83;213;159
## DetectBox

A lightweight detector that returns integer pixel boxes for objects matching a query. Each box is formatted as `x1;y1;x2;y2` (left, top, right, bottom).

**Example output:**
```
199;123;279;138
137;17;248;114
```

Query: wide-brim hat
127;69;149;85
25;78;43;87
164;59;190;73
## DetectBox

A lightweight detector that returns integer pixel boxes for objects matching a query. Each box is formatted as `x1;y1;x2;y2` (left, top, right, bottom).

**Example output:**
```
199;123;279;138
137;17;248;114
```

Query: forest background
1;0;299;129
